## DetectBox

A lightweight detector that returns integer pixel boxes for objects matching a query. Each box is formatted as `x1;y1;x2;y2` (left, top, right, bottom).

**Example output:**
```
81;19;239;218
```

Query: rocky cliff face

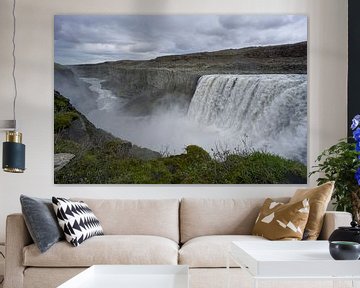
54;63;98;114
70;42;307;116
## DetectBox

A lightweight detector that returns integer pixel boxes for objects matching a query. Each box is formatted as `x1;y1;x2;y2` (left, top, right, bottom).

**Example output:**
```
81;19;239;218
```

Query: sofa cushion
72;199;179;243
252;198;310;240
20;195;64;253
290;181;334;240
23;235;178;267
179;235;267;268
180;198;288;243
24;268;86;288
52;197;104;247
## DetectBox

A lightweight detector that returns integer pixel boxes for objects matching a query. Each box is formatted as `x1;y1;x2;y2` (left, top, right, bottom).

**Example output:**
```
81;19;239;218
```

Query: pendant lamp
1;0;26;173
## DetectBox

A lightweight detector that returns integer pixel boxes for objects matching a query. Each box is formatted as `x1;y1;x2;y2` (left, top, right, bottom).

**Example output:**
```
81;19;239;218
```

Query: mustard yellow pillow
252;198;310;240
289;181;334;240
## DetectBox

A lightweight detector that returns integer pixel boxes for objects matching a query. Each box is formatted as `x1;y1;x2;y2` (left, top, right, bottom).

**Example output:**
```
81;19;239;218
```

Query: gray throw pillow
20;195;64;253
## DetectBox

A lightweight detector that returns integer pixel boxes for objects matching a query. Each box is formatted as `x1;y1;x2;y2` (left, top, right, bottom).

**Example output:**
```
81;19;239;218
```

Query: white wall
0;0;348;242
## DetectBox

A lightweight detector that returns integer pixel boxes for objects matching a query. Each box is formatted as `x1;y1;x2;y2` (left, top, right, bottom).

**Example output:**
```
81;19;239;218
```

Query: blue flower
356;167;360;186
353;128;360;142
352;115;360;130
351;115;360;186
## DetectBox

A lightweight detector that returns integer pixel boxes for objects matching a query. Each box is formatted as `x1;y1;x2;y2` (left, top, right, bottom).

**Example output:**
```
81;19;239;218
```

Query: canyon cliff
68;41;307;115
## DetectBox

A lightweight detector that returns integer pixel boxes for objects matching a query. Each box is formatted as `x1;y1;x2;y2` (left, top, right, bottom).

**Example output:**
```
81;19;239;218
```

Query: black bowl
329;241;360;260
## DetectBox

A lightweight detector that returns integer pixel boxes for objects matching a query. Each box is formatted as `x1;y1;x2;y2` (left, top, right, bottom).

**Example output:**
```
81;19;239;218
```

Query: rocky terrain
54;63;99;114
68;42;307;115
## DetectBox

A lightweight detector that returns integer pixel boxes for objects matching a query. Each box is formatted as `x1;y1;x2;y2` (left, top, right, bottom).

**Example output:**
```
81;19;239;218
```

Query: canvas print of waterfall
54;15;308;184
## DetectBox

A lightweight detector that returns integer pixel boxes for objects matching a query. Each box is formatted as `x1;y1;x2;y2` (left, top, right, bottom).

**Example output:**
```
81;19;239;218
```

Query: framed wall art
54;14;307;184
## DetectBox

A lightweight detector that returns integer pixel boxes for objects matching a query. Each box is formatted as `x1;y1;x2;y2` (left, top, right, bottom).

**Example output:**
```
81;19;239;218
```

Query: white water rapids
76;74;307;163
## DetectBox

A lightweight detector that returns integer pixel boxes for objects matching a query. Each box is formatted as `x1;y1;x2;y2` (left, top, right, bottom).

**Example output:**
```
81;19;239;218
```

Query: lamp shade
2;131;25;173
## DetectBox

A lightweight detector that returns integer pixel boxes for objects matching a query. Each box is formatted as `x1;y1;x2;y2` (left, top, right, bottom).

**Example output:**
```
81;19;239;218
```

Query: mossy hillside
54;91;79;132
54;112;79;132
54;139;82;154
54;90;161;172
55;91;74;113
55;90;132;148
55;144;307;184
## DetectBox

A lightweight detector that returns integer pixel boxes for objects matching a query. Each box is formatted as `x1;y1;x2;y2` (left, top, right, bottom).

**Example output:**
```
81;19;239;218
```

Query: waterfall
187;74;307;163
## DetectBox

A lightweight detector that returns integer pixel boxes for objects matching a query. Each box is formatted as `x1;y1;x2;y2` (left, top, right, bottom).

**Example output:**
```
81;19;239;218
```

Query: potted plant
310;115;360;222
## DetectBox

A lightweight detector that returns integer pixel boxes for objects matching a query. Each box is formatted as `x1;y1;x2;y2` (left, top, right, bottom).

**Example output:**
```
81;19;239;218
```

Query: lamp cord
11;0;17;129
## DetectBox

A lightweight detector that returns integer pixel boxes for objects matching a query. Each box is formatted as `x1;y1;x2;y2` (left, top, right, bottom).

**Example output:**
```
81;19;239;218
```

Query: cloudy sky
54;15;307;65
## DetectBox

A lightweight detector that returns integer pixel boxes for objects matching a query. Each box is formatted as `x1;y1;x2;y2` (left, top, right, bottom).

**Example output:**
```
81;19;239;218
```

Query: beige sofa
4;198;352;288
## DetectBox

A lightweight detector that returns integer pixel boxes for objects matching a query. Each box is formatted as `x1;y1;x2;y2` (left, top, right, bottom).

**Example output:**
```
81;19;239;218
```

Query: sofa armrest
318;211;352;240
4;214;33;288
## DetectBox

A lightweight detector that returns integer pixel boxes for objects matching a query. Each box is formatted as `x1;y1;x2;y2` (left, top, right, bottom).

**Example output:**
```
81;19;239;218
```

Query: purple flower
351;115;360;186
356;167;360;186
352;115;360;130
353;128;360;142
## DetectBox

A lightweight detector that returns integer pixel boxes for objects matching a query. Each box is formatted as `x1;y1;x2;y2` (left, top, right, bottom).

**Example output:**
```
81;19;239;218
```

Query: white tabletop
58;265;189;288
231;241;360;278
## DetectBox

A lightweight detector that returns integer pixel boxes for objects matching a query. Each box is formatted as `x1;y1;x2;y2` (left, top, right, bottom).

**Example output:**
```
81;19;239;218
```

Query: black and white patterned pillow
52;197;104;247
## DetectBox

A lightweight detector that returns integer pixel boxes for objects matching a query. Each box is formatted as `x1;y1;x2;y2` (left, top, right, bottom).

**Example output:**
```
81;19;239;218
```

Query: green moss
54;93;72;113
54;111;79;132
221;152;306;184
55;144;307;184
54;139;81;154
185;145;211;161
103;140;132;158
109;159;172;184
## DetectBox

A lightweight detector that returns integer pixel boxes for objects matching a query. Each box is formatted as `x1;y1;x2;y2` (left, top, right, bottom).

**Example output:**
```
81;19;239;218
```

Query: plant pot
329;241;360;260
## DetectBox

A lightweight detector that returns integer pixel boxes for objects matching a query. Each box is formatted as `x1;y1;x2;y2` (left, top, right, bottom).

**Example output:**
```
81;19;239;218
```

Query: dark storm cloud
54;15;307;65
218;15;302;30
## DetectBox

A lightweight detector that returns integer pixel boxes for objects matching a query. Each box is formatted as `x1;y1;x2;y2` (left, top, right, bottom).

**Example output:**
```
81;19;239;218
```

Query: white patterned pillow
52;197;104;246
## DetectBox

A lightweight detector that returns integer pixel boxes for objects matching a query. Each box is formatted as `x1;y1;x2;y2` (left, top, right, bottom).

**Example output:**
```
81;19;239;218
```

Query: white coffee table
58;265;189;288
228;241;360;288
